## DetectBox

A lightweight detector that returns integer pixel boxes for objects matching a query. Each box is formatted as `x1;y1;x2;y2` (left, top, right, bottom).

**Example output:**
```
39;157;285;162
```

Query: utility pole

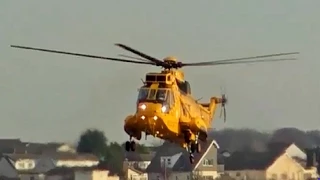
25;143;29;154
163;158;167;180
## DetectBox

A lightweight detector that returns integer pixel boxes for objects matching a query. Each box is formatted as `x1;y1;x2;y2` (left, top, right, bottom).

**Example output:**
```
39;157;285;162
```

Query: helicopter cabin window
137;88;173;107
138;88;149;101
176;80;191;94
156;89;167;102
148;89;157;99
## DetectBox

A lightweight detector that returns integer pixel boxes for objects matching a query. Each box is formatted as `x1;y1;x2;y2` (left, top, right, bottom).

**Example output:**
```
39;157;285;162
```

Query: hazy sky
1;1;319;144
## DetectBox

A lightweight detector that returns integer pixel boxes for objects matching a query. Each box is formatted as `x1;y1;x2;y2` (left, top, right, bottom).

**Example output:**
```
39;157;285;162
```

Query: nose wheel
125;136;136;152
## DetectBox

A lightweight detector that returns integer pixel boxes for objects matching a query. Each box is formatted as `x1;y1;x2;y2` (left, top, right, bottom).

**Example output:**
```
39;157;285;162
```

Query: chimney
306;148;316;168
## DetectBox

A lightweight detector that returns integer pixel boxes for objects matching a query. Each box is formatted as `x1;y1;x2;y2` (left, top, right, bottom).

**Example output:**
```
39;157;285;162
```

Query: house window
167;158;171;165
236;172;240;176
281;173;288;180
203;176;214;180
202;159;214;166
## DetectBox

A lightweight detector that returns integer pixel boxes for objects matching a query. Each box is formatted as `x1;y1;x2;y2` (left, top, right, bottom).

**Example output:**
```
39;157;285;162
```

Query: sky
0;0;319;144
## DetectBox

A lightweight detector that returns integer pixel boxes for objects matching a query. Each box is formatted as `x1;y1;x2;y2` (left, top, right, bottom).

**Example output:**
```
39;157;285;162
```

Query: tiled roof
6;154;41;161
125;152;155;161
0;176;19;180
6;152;98;161
128;166;145;174
146;138;218;173
46;166;108;175
0;139;71;154
49;152;99;161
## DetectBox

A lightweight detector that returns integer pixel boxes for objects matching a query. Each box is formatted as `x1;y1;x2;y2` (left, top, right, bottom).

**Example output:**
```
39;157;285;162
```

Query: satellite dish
221;150;231;157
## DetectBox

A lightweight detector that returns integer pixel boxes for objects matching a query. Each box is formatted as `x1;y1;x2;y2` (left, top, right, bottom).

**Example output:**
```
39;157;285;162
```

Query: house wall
148;172;163;180
169;172;190;180
225;153;307;180
224;170;265;180
196;145;218;171
137;161;151;170
55;160;99;167
75;171;91;180
198;170;219;179
303;167;318;179
20;174;45;180
266;153;306;180
45;175;65;180
0;157;18;178
127;161;151;170
127;169;147;180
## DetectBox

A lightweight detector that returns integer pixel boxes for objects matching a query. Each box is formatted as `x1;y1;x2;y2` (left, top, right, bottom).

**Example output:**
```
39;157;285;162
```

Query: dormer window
27;162;33;168
18;162;24;168
160;157;172;167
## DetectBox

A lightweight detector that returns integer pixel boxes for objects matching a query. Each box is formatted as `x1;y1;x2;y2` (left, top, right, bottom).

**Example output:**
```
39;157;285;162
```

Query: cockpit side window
138;88;172;105
138;88;149;101
156;89;167;102
148;89;157;99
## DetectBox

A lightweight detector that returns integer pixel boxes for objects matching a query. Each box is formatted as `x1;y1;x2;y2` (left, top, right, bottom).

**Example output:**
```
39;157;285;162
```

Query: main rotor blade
118;54;150;62
182;58;297;67
182;52;299;66
10;45;155;65
115;43;164;65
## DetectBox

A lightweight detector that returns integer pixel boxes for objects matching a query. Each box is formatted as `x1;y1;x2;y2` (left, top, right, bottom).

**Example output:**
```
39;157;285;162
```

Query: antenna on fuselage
195;97;203;103
141;78;146;85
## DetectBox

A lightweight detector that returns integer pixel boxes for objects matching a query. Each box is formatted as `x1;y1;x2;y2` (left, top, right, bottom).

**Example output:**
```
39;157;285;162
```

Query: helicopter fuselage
123;70;223;148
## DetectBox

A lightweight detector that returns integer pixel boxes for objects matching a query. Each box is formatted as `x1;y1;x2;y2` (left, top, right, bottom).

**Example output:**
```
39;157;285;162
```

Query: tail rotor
219;86;228;123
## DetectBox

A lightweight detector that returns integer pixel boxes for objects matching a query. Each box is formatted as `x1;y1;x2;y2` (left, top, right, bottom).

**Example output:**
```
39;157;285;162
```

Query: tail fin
201;97;225;123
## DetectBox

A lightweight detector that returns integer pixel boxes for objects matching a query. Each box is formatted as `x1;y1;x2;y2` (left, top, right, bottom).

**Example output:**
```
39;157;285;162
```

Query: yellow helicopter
10;44;298;163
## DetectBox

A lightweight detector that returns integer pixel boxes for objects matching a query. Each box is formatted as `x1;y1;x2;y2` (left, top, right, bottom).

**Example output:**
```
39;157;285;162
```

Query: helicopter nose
138;103;162;113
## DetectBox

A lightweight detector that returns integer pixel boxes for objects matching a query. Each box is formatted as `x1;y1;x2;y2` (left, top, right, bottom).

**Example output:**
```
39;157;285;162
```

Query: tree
121;142;150;153
104;142;124;176
76;128;108;159
269;127;314;148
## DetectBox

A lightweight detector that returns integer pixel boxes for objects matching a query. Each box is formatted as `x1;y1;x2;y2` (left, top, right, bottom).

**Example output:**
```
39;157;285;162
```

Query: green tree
76;128;108;159
105;142;124;175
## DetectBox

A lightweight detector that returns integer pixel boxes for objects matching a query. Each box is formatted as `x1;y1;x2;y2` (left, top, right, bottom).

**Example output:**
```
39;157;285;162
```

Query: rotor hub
162;56;183;69
163;56;178;62
222;94;227;105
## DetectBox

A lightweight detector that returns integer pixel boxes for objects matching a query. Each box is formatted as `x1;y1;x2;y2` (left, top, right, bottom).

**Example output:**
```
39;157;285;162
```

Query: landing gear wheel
130;141;136;151
196;143;201;153
189;154;194;164
125;141;131;152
